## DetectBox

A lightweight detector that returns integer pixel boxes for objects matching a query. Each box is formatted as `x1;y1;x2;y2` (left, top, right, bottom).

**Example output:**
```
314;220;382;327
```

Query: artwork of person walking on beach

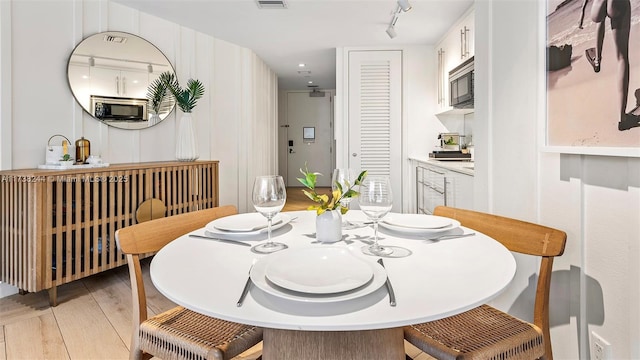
547;0;640;149
582;0;638;131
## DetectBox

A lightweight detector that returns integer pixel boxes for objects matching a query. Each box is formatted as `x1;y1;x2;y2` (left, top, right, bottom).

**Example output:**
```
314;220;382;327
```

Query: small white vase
176;113;199;161
148;113;161;127
316;210;343;243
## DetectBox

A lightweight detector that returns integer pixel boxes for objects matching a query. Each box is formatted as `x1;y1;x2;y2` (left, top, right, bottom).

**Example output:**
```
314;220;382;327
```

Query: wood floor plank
51;281;129;359
81;271;136;351
0;290;51;326
4;313;69;360
0;326;6;360
138;258;177;315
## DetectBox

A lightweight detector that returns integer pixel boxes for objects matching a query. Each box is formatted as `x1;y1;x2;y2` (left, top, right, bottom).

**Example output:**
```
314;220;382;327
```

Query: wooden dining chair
405;206;567;360
116;205;263;360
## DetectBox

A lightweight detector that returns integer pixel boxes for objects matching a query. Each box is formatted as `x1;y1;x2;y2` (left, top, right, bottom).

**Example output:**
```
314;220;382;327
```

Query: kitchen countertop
409;157;475;176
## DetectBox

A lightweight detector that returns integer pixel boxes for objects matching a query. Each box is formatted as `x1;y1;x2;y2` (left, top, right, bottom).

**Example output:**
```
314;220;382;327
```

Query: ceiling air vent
255;0;288;9
103;35;127;44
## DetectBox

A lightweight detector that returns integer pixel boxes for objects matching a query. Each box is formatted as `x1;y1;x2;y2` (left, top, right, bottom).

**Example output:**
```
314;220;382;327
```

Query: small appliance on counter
45;134;75;165
430;133;472;161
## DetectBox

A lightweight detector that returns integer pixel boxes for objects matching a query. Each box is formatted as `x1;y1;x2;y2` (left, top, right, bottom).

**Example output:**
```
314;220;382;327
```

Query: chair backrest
433;206;567;359
115;205;237;336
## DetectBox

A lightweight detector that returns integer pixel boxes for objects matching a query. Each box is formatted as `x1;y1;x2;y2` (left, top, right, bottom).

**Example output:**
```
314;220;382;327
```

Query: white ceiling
112;0;473;90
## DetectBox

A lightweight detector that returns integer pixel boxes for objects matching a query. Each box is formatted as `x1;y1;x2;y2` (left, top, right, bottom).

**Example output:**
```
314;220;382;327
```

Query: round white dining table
150;210;516;360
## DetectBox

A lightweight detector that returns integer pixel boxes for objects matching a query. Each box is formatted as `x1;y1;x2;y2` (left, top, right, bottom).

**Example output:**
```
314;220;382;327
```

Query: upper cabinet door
459;10;474;61
434;7;474;114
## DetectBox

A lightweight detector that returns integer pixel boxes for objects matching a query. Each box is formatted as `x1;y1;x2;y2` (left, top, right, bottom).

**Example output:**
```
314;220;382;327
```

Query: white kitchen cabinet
434;7;474;114
450;169;474;210
415;161;473;214
459;10;474;61
90;67;149;99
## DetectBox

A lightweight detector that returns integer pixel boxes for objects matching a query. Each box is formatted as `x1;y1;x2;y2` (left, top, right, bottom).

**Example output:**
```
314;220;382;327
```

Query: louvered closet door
348;50;402;211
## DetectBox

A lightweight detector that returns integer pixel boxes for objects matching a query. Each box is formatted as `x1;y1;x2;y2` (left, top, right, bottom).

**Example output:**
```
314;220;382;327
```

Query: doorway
279;91;334;187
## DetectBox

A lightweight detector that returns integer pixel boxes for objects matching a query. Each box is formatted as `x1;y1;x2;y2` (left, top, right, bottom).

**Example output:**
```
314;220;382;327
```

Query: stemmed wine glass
331;168;359;229
359;175;411;258
251;175;288;254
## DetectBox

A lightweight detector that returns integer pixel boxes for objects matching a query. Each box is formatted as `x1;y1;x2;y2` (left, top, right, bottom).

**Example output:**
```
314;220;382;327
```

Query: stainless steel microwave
90;95;148;121
449;56;474;108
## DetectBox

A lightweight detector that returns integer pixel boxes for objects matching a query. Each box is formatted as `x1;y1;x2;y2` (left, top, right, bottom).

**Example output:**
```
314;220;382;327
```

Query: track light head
398;0;412;12
88;57;95;67
386;25;397;39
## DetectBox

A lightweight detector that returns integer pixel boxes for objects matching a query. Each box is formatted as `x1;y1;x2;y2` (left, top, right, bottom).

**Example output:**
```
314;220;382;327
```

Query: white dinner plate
205;213;292;238
250;253;387;303
212;213;285;232
379;214;461;235
383;213;454;229
264;247;373;294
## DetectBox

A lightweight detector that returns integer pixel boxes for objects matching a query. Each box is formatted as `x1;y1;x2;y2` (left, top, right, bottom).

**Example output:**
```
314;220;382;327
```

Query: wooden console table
0;161;219;305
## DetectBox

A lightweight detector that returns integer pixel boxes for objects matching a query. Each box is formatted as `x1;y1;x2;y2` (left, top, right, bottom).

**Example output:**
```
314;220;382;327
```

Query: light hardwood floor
0;188;432;360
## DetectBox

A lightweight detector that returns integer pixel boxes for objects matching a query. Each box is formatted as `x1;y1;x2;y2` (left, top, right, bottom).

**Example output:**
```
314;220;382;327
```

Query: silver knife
237;260;256;307
188;234;251;247
427;232;476;241
377;258;396;307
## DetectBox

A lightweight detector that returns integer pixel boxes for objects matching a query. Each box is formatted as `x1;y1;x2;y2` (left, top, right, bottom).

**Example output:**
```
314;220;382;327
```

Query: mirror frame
67;31;176;130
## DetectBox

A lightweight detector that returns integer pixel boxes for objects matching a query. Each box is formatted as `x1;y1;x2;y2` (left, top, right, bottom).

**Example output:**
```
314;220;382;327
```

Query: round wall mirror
67;31;176;130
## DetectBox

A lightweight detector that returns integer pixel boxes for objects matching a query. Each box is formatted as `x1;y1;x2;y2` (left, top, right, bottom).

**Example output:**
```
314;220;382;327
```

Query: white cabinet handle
460;29;464;60
115;76;120;95
122;77;126;95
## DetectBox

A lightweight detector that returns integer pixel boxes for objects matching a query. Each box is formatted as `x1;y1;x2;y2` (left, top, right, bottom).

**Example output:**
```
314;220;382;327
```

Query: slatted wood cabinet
0;161;219;304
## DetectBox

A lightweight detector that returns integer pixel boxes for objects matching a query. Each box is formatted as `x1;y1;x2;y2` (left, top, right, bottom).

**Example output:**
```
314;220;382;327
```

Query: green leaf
356;170;367;184
162;72;205;113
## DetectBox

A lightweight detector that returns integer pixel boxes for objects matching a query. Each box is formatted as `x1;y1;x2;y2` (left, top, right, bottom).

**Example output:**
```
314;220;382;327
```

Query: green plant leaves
297;166;368;214
146;74;174;115
156;71;205;113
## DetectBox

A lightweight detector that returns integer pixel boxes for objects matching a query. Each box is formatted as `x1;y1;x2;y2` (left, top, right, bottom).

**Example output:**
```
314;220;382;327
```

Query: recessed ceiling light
308;81;313;84
298;63;306;67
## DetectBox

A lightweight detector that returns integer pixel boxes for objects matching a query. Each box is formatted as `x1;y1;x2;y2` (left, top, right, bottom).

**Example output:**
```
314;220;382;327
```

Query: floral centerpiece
297;165;367;215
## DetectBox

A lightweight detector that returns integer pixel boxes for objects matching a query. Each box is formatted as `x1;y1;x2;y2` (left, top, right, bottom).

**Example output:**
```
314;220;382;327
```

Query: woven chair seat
140;306;263;360
404;304;545;360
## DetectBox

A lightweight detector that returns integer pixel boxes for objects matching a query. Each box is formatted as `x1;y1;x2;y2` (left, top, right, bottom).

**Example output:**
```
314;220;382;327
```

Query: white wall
0;0;278;294
475;1;640;359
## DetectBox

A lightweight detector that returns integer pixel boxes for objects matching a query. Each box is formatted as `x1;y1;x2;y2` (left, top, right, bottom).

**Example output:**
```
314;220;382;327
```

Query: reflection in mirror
67;31;176;130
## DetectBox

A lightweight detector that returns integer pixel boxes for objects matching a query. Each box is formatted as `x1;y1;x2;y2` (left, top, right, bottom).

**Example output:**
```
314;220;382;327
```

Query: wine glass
331;168;359;228
357;175;408;258
251;175;288;254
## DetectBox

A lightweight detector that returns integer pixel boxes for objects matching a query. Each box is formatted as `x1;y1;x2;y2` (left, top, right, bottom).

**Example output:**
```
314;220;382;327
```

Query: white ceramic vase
316;210;343;243
175;113;199;161
148;113;161;127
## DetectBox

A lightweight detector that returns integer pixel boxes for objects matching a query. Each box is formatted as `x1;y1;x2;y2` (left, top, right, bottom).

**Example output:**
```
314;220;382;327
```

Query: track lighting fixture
398;0;412;12
386;0;412;39
386;25;397;39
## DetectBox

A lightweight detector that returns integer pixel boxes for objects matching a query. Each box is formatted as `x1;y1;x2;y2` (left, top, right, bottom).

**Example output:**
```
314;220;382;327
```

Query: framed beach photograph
545;0;640;157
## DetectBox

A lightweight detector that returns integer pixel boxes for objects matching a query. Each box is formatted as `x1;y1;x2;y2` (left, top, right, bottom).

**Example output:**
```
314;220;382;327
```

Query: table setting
149;171;517;359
